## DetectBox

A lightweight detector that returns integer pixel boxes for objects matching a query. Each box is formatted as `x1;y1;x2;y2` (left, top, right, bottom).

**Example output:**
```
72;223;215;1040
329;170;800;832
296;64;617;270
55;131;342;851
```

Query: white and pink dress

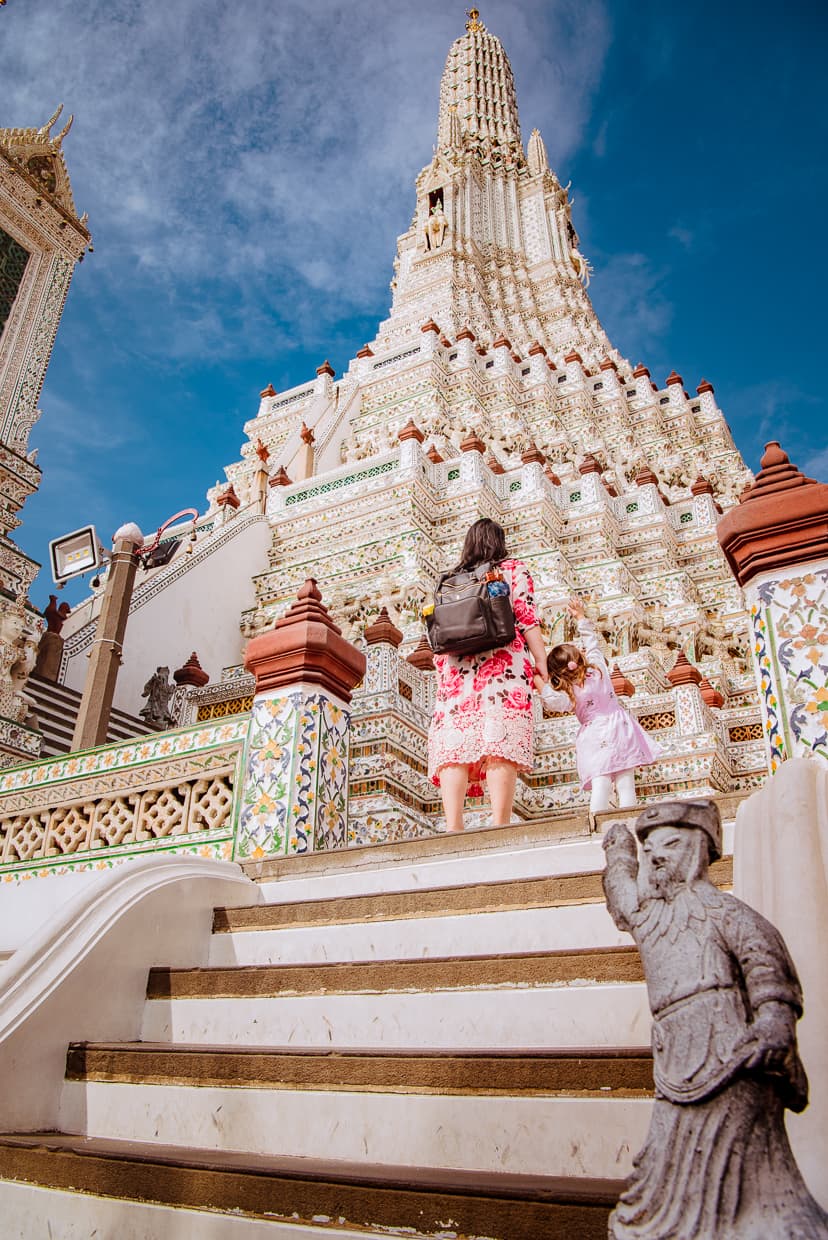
541;618;659;789
428;558;539;797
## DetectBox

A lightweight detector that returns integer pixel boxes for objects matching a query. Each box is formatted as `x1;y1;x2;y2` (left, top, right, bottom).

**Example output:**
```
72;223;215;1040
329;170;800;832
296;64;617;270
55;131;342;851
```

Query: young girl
535;598;659;814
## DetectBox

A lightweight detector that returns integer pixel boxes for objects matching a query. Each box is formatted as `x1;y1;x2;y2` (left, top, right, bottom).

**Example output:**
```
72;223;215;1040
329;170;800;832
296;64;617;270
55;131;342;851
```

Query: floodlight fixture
49;525;105;584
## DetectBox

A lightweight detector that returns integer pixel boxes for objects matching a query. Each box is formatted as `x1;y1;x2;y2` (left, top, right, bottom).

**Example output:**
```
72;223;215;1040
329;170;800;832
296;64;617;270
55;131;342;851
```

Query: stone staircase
25;672;155;757
0;801;740;1239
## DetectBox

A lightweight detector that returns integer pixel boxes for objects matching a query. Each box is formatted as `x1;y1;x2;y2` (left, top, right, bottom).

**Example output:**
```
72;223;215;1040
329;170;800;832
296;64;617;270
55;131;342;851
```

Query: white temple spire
527;127;549;176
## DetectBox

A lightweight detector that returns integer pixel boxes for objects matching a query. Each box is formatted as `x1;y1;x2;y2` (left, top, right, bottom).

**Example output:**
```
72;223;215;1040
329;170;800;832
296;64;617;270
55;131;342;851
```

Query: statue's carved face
641;825;707;894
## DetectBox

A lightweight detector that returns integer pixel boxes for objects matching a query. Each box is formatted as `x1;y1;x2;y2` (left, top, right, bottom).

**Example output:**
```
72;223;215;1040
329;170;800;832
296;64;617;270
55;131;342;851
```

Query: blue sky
2;0;826;610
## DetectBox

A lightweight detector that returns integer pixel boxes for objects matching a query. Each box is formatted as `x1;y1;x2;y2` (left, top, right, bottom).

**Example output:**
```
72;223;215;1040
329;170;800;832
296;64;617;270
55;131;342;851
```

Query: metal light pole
71;525;143;752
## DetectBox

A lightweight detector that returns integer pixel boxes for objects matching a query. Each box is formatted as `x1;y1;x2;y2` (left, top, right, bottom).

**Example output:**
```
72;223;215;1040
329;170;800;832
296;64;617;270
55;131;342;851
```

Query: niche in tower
425;189;448;251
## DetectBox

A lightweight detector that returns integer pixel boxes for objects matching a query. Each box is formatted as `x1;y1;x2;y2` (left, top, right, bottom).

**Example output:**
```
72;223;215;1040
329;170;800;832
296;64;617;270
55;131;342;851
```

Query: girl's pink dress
428;558;539;796
541;619;659;790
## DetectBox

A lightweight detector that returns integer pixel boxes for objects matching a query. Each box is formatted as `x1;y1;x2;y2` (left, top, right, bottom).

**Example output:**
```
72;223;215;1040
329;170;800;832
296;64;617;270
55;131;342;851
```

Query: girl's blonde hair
546;642;599;705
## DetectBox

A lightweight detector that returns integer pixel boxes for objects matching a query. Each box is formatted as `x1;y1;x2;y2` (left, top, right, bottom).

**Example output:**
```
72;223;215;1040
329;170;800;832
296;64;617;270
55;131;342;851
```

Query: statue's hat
635;798;722;861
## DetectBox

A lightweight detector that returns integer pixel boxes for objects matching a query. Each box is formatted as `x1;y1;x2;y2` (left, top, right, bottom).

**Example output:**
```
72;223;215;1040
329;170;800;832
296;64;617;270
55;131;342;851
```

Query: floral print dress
428;558;539;796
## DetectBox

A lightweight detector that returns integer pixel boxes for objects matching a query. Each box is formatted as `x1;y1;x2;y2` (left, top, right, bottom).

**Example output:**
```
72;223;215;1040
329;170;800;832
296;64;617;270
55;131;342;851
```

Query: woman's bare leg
486;759;518;826
440;764;469;832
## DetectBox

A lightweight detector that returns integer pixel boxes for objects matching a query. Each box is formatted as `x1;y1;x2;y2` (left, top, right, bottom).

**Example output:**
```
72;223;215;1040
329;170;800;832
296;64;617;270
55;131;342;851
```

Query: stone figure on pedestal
603;798;828;1239
139;666;175;730
425;199;448;251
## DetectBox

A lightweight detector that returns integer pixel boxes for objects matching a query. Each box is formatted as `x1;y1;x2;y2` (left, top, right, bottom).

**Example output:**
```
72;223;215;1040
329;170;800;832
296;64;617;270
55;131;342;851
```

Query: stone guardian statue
602;798;828;1239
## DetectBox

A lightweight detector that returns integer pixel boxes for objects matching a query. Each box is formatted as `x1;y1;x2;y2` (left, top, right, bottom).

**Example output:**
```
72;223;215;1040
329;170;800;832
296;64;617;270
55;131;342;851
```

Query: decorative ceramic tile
236;689;352;859
0;717;248;795
746;564;828;770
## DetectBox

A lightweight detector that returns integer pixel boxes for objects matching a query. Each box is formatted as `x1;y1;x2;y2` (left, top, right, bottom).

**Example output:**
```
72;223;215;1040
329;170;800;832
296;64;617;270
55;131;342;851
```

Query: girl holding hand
534;598;659;814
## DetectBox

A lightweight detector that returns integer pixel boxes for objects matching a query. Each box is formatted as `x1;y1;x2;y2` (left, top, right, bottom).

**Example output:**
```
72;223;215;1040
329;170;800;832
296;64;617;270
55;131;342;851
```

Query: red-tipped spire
406;635;436;671
699;677;724;708
316;360;335;378
578;453;603;476
460;431;486;454
244;579;366;702
398;419;425;443
364;606;403;648
610;664;635;698
173;652;210;688
667;650;703;687
717;442;828;585
521;443;546;466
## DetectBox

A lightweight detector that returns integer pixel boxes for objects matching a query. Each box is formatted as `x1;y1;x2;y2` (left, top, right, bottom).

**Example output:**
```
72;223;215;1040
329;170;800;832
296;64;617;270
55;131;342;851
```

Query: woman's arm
523;623;549;680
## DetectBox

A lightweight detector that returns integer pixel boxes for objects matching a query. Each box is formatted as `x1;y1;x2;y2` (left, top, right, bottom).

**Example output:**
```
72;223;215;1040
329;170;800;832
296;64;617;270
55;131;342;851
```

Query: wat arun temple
22;10;772;841
0;11;827;1236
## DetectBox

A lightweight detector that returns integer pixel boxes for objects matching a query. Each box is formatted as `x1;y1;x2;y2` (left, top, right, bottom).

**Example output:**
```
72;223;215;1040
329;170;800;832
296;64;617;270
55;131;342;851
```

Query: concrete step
26;673;156;756
0;1132;622;1238
141;980;651;1049
57;1077;651;1179
246;813;737;906
208;860;731;967
207;902;630;967
218;868;613;931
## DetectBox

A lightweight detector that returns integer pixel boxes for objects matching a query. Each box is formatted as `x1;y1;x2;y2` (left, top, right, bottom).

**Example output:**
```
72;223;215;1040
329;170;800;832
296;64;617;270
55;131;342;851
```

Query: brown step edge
593;788;751;832
147;946;644;1000
242;811;592;882
0;1133;622;1239
215;856;733;933
66;1044;654;1096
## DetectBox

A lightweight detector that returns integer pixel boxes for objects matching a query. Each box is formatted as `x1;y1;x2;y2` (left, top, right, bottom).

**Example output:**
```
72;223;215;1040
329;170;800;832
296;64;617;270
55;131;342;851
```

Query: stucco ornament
603;798;828;1239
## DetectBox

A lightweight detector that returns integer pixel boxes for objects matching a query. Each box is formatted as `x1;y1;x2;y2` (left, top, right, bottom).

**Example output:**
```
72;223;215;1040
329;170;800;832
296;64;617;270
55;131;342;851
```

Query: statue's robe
604;874;828;1239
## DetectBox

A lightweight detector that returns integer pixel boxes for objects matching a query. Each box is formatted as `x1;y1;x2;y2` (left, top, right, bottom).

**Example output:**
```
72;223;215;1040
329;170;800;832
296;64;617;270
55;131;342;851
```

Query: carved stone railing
0;718;248;880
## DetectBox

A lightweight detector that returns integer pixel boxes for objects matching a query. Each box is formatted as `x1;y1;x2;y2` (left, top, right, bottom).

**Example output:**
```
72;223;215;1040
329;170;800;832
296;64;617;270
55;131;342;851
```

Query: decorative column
717;442;828;771
238;579;366;858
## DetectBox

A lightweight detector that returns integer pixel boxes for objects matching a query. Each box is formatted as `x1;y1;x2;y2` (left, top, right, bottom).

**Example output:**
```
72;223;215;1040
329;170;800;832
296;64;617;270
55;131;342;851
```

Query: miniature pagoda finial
466;8;484;32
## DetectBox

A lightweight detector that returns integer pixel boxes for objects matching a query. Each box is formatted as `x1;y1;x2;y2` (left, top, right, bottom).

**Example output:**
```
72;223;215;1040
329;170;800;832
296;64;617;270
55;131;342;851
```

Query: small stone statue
425;198;448;251
139;666;175;729
603;799;828;1239
43;594;71;634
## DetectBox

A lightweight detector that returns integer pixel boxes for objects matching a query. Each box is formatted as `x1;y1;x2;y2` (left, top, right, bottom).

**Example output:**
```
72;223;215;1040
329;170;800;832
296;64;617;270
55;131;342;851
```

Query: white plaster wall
61;516;271;716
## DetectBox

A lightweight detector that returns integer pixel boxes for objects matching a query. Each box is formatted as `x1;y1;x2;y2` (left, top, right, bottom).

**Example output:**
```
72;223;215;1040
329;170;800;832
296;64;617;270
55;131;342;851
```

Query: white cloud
1;0;612;360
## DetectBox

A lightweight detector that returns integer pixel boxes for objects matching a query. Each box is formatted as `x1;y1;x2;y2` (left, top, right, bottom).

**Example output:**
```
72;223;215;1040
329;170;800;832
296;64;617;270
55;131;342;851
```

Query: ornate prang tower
60;13;767;842
0;105;90;760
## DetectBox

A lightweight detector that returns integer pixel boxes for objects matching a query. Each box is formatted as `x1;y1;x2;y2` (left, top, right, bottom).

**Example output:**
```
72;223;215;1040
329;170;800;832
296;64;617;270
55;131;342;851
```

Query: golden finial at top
466;8;484;32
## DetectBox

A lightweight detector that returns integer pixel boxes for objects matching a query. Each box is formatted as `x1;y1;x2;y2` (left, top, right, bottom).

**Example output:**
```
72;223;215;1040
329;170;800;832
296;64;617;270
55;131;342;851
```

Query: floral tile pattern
237;690;352;859
747;565;828;770
0;718;248;795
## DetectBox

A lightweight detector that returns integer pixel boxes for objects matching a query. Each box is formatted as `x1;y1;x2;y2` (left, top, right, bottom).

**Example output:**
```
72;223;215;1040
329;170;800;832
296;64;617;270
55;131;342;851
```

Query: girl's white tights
589;769;637;814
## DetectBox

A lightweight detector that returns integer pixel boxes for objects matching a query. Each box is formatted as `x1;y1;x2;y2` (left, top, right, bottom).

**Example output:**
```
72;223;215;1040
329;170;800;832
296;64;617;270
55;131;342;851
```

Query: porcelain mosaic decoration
237;689;351;859
747;564;828;769
0;718;247;881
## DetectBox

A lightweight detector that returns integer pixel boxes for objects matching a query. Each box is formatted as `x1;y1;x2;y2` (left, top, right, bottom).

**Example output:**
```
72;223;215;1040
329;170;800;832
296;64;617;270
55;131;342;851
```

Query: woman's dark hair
455;517;509;571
